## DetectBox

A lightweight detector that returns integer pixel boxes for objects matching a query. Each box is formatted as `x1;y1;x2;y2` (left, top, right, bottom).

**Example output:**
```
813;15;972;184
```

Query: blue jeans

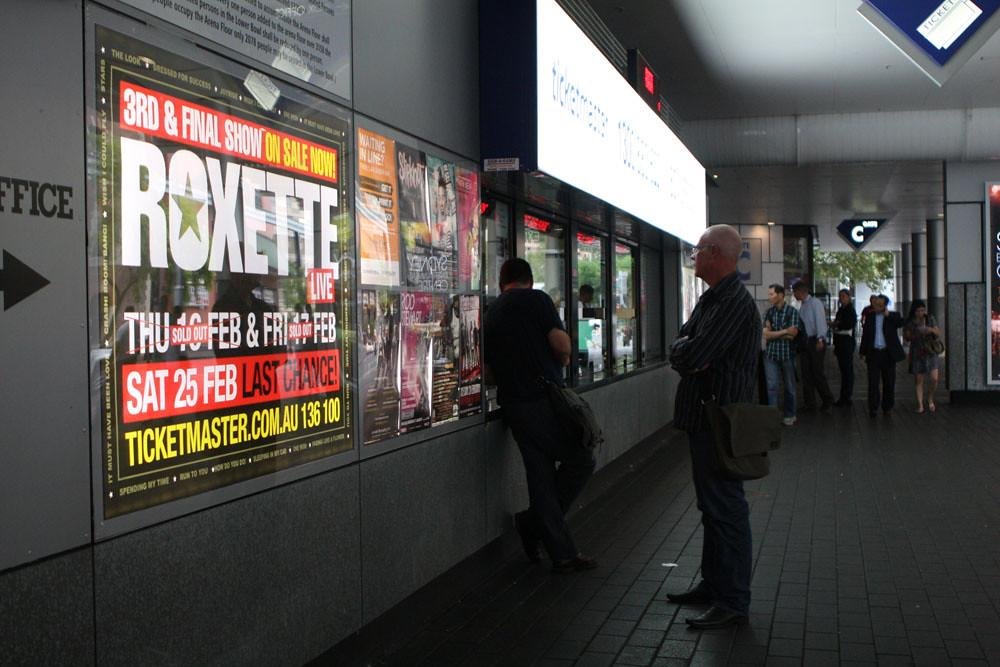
764;356;796;418
688;430;752;615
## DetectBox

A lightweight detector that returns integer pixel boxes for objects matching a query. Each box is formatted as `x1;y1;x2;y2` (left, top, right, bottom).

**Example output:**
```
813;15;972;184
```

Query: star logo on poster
172;178;204;241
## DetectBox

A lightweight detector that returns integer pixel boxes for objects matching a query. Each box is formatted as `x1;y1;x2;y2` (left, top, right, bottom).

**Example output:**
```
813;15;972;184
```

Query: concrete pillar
911;231;928;310
901;241;912;316
926;218;946;330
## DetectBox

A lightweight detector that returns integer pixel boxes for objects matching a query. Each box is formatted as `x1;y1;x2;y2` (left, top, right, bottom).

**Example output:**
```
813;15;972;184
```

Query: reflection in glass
641;245;663;362
523;213;566;325
484;200;510;299
681;242;706;323
574;231;607;383
613;242;637;374
483;201;511;413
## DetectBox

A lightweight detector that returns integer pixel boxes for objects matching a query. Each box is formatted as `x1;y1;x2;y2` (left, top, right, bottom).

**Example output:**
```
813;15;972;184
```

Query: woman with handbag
903;299;943;413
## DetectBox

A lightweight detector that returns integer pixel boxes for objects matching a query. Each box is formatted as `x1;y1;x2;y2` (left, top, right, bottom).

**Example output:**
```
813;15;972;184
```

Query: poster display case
355;122;484;447
87;13;355;530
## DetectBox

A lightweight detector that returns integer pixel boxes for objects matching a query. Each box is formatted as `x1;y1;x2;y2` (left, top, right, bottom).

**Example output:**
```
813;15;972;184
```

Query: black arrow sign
0;250;49;311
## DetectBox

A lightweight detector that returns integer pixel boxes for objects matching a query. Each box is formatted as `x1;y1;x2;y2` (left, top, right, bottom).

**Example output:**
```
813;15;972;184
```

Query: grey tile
804;632;838;651
655;639;696;659
615;645;657;666
767;638;803;658
874;635;910;655
802;649;840;666
627;629;666;648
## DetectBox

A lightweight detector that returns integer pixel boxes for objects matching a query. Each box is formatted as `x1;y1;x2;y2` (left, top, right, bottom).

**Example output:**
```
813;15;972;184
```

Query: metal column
926;218;946;329
901;241;912;316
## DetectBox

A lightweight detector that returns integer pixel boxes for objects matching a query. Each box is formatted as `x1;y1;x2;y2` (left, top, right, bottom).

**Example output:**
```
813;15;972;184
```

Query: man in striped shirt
667;224;761;630
763;284;803;426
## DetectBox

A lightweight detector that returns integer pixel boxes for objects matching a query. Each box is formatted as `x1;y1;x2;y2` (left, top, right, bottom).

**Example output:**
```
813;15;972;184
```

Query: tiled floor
322;361;1000;666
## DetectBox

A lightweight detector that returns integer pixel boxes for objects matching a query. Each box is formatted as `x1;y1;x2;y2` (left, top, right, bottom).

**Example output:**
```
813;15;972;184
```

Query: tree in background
814;250;894;292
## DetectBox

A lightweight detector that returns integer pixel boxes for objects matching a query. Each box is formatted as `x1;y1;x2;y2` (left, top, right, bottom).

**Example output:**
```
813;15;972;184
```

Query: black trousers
834;335;855;401
800;338;834;408
504;396;596;562
688;430;752;615
865;349;897;413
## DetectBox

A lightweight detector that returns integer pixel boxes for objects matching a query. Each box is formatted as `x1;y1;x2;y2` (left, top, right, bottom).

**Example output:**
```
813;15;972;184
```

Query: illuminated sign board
986;182;1000;384
479;0;705;245
836;218;888;250
534;0;705;244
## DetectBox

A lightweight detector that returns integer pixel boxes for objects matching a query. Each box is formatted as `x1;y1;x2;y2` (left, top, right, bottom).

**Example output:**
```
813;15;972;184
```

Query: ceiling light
767;220;775;226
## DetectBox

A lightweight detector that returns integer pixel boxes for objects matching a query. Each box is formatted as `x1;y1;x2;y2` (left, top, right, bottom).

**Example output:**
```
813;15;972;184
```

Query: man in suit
859;294;904;417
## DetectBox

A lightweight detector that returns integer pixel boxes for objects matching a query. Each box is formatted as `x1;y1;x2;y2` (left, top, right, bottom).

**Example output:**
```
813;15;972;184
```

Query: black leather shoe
685;605;748;630
514;511;543;563
666;588;712;605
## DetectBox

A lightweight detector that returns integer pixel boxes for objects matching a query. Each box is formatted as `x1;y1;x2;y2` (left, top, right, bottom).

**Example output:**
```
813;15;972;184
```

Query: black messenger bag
701;398;782;481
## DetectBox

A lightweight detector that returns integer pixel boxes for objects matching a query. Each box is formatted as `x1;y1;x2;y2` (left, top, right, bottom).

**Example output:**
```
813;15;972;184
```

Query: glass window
614;211;638;240
483;199;510;413
641;245;663;363
483;199;511;299
681;242;706;323
574;230;607;383
523;213;567;325
613;241;638;373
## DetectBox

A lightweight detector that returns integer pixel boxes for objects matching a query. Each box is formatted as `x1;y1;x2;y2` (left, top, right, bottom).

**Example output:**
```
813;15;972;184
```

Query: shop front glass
613;241;637;374
523;212;567;325
575;230;607;383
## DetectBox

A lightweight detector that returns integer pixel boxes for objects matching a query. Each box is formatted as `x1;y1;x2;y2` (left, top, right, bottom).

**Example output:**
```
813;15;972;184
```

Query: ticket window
522;213;567;326
574;230;608;384
641;244;663;363
613;241;637;374
483;199;511;299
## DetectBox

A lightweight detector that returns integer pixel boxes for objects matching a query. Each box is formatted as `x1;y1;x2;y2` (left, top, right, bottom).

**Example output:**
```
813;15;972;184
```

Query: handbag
701;397;782;480
926;335;945;355
541;378;604;451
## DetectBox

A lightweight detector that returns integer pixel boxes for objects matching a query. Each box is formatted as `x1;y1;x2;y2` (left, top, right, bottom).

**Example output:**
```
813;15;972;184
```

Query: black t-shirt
484;288;565;404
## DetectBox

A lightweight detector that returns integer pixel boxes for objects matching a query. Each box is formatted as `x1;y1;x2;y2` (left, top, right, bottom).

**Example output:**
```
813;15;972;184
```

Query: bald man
667;224;761;630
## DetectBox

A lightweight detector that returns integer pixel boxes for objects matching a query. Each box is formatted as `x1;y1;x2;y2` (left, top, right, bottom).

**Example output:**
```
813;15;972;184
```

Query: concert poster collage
356;127;483;444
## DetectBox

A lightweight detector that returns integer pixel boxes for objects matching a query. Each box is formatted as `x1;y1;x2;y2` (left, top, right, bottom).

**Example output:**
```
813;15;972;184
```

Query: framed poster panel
987;182;1000;384
354;117;484;454
86;9;355;536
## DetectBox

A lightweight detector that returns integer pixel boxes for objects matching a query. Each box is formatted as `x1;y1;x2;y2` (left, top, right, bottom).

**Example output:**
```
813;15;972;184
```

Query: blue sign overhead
837;218;888;250
864;0;1000;66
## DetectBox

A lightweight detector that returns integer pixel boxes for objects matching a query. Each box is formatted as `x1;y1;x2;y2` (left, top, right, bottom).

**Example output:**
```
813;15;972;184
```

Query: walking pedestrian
859;294;905;417
903;299;943;413
832;289;858;405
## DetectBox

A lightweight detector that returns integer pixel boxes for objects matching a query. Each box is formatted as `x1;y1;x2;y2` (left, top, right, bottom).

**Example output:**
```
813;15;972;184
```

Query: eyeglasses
689;243;716;258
